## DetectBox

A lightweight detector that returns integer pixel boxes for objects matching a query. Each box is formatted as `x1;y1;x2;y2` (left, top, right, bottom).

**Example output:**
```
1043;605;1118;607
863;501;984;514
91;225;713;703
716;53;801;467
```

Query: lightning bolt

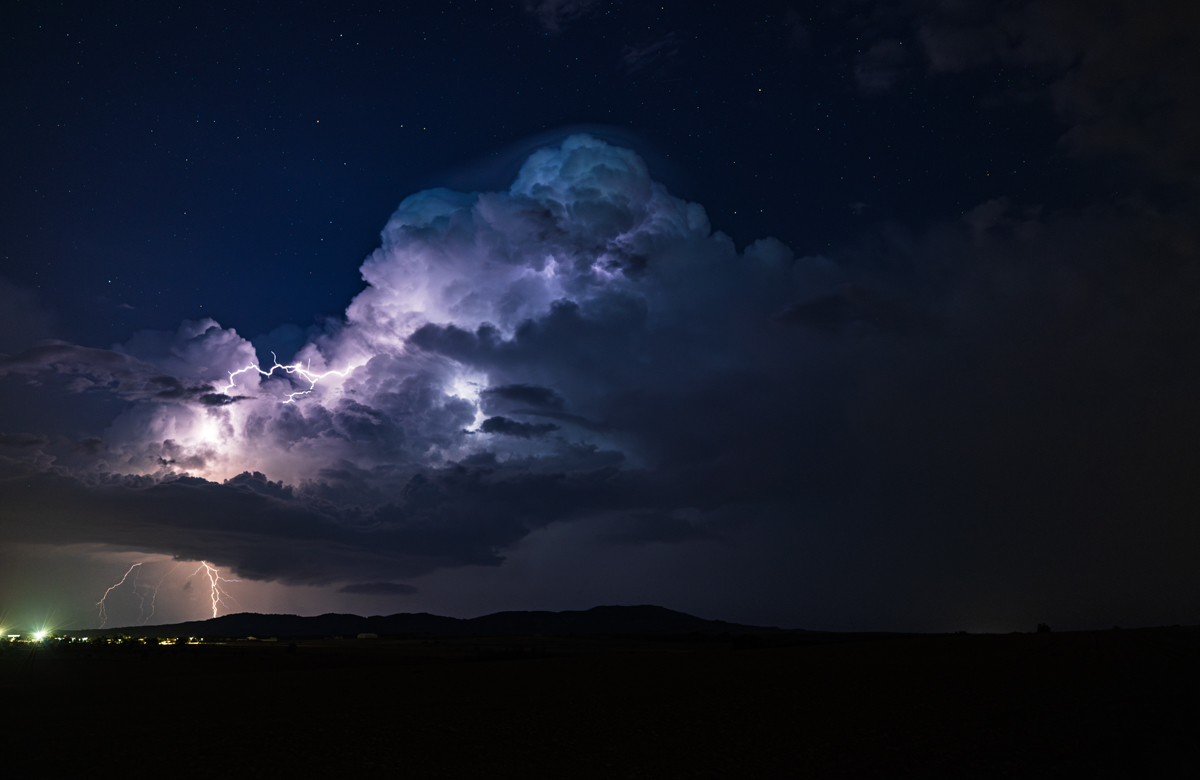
225;352;361;404
140;562;183;625
187;562;242;618
96;563;142;628
130;564;146;623
97;560;239;627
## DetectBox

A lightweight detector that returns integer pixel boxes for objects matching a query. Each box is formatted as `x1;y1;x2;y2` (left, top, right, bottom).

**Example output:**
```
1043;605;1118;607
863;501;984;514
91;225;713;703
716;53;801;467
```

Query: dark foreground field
4;627;1197;777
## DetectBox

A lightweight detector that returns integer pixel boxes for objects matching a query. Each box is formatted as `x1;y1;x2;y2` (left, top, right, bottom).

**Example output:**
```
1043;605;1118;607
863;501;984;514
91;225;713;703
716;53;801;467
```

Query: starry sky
2;0;1199;633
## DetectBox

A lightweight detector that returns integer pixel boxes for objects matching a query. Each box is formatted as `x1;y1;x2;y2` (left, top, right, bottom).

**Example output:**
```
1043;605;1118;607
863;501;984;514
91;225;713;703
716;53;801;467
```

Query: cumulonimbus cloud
4;130;1200;627
0;135;825;585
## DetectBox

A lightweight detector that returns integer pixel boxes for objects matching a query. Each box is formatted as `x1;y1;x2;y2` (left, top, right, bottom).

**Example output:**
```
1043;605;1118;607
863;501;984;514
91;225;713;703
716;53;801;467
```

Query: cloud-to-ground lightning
96;563;142;628
224;353;362;403
96;560;238;627
188;562;242;618
130;564;146;622
141;562;183;625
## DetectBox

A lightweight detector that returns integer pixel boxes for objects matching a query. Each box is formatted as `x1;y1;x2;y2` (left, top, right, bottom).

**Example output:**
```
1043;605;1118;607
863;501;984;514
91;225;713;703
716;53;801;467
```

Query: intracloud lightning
224;352;360;403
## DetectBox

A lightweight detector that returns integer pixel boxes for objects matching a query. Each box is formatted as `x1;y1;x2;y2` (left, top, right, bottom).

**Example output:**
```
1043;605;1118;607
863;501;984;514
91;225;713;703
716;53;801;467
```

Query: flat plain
4;627;1197;777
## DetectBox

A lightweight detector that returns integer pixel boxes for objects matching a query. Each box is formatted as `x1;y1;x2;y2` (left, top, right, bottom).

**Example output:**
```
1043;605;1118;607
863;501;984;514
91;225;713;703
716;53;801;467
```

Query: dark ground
4;627;1197;777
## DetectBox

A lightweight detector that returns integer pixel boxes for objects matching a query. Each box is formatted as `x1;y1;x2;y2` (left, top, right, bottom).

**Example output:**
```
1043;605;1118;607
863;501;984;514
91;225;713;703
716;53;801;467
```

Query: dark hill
71;605;794;638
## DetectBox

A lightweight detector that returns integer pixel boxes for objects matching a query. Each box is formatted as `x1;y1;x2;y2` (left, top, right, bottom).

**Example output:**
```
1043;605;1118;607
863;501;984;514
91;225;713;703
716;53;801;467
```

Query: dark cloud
226;470;294;500
0;458;632;585
0;342;149;388
0;433;47;449
199;393;251;407
150;376;216;401
510;409;611;433
482;383;566;411
75;438;104;455
915;0;1200;185
338;582;419;595
777;284;941;335
4;129;1200;627
599;511;715;546
478;416;561;438
0;324;249;406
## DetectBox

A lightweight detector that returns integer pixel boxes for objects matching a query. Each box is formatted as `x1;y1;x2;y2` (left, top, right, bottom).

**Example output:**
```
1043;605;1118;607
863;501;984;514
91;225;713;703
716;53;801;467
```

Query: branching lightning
225;352;361;403
187;562;242;618
96;563;141;628
141;562;183;625
97;560;239;627
130;564;146;622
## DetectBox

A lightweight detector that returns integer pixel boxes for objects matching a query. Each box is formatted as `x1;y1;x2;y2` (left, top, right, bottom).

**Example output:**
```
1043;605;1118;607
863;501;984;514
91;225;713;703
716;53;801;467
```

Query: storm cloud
0;136;815;585
3;124;1200;629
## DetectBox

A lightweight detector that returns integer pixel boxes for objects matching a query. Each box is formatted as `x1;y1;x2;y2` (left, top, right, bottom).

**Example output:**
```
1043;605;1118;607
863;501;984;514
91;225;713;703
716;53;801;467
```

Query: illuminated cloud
5;128;1200;633
0;135;817;585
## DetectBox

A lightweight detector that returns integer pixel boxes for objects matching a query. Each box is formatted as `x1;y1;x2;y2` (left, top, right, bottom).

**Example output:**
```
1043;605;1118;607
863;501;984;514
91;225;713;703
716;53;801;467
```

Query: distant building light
357;633;379;639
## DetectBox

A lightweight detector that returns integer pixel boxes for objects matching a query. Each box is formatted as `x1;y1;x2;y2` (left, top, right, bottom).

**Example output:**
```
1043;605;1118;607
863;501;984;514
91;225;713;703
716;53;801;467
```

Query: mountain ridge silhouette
73;605;801;637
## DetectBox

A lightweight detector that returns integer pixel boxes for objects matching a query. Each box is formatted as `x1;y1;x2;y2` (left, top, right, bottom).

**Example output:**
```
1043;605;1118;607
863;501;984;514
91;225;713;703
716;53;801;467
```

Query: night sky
2;0;1198;633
